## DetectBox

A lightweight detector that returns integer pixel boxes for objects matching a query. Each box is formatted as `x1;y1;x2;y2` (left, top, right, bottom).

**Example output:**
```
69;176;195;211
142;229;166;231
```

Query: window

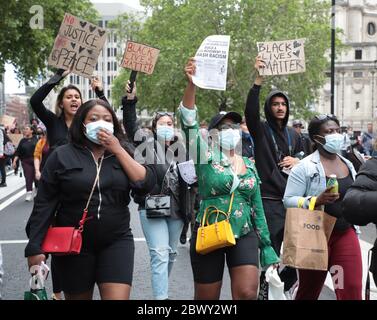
108;90;111;98
76;76;80;85
114;48;117;56
107;48;111;57
108;62;111;71
105;20;109;28
107;76;111;85
70;75;74;83
356;102;360;110
114;34;117;43
89;89;92;99
98;21;103;28
95;63;98;71
355;49;362;60
353;71;363;78
368;22;376;36
114;63;117;71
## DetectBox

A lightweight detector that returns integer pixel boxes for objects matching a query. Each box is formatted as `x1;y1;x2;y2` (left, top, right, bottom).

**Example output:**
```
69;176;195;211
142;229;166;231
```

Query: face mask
156;126;174;141
84;120;114;145
219;129;241;150
317;133;344;154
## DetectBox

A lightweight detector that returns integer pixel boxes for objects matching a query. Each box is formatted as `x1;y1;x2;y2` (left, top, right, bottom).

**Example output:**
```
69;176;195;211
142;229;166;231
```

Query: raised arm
91;76;110;105
244;56;265;141
122;81;140;144
29;68;71;126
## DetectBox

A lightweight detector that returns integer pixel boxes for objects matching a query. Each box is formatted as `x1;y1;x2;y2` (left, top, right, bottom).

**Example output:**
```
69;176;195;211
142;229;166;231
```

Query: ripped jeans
139;210;184;300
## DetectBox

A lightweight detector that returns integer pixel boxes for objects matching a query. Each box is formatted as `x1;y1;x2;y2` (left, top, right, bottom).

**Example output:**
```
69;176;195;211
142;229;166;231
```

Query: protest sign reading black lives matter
48;13;107;78
257;39;306;76
121;41;160;75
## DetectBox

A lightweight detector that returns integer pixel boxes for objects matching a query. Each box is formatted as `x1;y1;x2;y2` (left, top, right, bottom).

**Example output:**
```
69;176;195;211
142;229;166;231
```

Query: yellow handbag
196;193;236;255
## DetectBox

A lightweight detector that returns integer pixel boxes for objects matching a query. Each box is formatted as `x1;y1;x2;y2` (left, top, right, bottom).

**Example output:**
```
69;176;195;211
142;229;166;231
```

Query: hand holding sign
257;38;306;76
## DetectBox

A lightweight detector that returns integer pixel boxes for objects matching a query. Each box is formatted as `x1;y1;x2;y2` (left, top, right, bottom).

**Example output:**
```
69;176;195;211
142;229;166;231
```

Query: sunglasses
156;111;175;117
315;114;337;121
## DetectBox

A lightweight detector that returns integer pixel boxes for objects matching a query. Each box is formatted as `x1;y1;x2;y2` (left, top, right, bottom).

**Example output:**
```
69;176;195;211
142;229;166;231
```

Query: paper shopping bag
282;207;336;271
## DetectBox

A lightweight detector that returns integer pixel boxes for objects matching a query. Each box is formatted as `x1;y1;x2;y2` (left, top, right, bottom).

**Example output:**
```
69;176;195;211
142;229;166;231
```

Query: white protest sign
192;35;230;91
257;38;306;76
177;160;197;185
48;13;107;78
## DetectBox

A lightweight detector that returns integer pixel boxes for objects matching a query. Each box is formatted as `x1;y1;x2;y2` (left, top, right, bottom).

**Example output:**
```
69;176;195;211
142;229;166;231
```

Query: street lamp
331;0;336;115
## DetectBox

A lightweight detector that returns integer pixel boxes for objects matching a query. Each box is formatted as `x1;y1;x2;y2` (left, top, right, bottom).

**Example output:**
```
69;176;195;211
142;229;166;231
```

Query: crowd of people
0;55;377;301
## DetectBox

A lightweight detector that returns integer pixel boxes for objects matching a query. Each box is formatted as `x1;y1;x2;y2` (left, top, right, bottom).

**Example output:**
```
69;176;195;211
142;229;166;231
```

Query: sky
4;0;143;94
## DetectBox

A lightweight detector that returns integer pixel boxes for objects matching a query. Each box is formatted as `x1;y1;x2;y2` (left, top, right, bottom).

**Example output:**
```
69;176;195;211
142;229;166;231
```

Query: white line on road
0;189;26;212
0;238;148;245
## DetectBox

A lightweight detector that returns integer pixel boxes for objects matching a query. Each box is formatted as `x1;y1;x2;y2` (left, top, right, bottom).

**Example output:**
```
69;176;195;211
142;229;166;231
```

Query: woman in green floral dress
178;58;279;300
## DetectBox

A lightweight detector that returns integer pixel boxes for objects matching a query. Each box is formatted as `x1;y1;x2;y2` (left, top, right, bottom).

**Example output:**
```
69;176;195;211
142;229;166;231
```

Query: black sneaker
180;233;187;245
0;182;6;187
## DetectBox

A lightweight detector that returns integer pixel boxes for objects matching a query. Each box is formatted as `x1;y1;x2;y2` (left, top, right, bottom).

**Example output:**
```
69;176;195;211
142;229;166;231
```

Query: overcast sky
4;0;144;94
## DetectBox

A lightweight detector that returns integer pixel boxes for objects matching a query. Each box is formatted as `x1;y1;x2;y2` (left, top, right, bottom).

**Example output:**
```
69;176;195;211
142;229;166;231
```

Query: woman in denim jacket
283;114;362;300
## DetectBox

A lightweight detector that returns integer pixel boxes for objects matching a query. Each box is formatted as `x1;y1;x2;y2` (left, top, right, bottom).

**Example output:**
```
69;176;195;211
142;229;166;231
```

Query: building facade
317;0;377;132
4;94;29;128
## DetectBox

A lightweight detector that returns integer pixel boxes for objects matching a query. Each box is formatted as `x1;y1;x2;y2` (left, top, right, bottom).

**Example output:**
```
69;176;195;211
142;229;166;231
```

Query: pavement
0;171;376;300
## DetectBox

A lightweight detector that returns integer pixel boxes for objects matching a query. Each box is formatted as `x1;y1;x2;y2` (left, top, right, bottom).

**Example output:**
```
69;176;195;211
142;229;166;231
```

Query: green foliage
0;0;98;83
111;0;341;122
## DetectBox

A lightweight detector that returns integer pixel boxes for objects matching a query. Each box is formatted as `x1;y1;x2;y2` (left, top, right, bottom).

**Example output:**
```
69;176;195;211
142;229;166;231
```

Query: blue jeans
139;209;184;300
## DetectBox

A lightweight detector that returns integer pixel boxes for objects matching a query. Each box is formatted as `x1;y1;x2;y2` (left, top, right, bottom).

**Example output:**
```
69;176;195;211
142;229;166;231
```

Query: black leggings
21;158;36;192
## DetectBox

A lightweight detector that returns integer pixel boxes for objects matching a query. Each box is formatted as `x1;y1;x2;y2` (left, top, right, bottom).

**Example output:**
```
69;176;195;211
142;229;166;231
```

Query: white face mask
219;129;241;150
84;120;114;145
317;133;344;154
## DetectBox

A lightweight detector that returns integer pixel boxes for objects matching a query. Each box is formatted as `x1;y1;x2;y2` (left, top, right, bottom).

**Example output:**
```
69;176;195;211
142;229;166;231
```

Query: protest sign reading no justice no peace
257;38;306;76
48;13;107;78
121;41;160;75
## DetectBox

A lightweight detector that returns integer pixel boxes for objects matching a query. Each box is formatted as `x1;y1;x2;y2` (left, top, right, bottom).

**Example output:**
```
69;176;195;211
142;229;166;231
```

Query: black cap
208;111;242;130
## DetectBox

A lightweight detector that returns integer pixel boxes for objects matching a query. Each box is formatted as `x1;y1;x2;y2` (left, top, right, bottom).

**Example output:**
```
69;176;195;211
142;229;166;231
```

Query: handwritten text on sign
48;13;107;78
121;41;160;75
257;39;306;76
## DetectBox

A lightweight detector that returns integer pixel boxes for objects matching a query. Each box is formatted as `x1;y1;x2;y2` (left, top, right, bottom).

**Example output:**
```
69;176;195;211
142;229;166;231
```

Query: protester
343;157;377;286
179;58;279;300
12;125;38;201
122;81;188;300
29;69;107;299
29;68;108;155
25;99;156;300
0;127;6;187
33;128;49;182
284;114;362;300
245;56;303;295
292;120;312;157
361;123;376;156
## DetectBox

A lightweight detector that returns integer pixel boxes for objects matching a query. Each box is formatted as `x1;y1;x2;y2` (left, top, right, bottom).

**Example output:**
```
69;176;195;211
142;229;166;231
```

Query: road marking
0;240;28;245
0;189;26;212
0;238;148;245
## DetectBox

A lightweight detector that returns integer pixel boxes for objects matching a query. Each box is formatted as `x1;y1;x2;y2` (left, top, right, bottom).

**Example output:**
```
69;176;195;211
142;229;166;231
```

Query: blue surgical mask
156;126;174;141
84;120;114;145
219;129;241;150
318;133;344;154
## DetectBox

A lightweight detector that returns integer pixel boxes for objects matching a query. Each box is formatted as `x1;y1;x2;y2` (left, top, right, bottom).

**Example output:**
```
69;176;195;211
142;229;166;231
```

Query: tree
0;0;98;83
111;0;343;121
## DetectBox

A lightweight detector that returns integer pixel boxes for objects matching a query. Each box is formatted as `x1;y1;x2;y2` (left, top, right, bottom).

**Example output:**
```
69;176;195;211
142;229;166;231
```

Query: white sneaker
25;192;33;202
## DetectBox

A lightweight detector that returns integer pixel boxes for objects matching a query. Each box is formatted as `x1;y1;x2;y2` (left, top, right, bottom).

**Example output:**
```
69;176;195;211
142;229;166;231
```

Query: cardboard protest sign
192;35;230;91
48;13;107;78
257;39;306;76
121;41;160;75
0;115;16;129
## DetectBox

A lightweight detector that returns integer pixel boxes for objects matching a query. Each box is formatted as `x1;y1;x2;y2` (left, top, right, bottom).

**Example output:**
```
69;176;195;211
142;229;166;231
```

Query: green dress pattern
178;104;279;267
